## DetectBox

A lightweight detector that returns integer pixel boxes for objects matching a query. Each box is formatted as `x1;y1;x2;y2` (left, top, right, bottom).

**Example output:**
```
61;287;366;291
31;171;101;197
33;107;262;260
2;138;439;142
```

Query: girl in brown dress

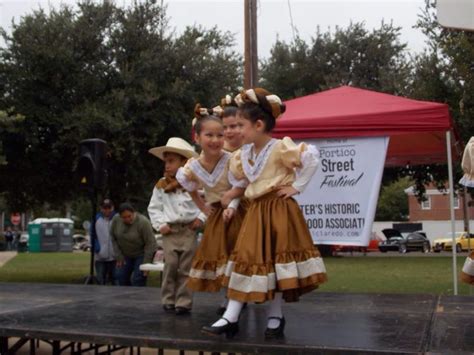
176;106;246;294
202;88;327;339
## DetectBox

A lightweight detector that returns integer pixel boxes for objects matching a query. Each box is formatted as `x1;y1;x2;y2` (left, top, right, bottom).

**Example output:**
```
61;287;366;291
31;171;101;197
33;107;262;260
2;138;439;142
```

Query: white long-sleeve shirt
148;184;207;232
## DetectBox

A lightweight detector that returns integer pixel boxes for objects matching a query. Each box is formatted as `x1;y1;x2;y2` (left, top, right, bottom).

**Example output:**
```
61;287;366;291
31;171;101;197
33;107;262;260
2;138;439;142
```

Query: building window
421;196;431;210
454;196;460;209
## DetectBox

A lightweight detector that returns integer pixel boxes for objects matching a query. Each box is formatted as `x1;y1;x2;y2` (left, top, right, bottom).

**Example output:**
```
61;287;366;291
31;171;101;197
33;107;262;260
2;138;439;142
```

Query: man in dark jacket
111;202;157;287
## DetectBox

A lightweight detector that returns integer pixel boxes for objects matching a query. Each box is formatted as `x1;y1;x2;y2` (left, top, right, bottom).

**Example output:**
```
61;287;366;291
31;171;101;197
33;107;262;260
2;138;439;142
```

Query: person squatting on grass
147;138;206;316
111;202;157;287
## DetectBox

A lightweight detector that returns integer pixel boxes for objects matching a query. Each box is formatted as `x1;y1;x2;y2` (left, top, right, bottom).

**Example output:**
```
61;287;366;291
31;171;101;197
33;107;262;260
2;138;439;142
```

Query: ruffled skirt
461;251;474;284
223;191;327;303
187;201;248;292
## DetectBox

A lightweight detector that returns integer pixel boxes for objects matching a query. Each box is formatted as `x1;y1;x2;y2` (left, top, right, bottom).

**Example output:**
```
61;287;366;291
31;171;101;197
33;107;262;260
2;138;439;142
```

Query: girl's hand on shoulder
276;186;299;199
222;208;236;223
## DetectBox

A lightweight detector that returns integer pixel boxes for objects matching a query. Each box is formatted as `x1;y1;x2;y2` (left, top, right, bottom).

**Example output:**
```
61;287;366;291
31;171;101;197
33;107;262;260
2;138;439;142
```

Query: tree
261;9;474;201
412;0;474;144
0;1;241;212
375;177;412;221
260;22;411;100
0;110;24;165
399;0;474;199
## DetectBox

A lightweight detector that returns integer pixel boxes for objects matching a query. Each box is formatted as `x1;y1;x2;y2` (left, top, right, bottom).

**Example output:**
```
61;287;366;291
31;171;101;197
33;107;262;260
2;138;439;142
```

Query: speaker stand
84;189;99;285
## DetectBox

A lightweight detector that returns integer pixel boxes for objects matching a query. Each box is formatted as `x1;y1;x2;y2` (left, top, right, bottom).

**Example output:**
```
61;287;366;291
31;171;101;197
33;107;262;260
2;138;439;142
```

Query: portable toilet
27;222;41;252
29;218;74;252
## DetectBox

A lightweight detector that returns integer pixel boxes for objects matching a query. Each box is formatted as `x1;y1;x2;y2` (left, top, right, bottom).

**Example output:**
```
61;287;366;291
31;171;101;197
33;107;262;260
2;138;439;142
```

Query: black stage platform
0;282;473;354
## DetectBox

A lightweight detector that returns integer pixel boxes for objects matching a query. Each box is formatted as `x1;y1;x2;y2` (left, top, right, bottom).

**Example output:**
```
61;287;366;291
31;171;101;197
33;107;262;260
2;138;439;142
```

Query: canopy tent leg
447;130;458;295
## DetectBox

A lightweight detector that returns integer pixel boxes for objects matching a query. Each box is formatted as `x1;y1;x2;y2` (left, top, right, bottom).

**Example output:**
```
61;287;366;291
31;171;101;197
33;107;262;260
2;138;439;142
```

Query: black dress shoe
163;304;175;312
201;317;239;339
264;317;286;339
216;302;247;316
175;307;191;315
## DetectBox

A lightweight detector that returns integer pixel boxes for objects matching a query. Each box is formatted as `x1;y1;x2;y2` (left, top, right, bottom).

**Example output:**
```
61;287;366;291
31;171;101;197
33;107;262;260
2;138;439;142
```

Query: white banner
295;137;389;246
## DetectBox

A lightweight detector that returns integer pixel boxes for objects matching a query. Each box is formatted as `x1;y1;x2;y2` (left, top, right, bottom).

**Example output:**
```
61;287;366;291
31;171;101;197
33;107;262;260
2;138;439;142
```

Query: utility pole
244;0;258;89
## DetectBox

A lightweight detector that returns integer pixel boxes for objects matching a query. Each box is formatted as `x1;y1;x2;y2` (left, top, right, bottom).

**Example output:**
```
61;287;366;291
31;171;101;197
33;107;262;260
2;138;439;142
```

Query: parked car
433;232;474;253
331;232;382;255
379;229;430;253
72;234;91;252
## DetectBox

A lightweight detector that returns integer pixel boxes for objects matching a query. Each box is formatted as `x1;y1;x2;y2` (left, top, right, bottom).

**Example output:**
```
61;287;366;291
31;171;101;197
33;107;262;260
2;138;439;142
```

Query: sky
0;0;428;58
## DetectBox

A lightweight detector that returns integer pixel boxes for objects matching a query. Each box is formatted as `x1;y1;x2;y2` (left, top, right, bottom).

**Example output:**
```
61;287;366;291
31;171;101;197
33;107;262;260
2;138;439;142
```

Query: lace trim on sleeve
228;170;249;188
176;167;199;192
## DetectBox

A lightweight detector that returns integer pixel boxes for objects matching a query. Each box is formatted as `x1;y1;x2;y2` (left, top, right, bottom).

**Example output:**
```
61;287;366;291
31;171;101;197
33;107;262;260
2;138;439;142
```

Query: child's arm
222;197;241;223
223;207;236;223
221;187;245;208
293;144;319;192
189;190;214;217
278;143;320;199
147;186;171;234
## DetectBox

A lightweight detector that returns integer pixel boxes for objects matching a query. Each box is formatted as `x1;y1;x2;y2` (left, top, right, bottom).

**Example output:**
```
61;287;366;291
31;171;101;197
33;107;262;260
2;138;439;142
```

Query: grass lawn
323;256;472;295
0;252;472;295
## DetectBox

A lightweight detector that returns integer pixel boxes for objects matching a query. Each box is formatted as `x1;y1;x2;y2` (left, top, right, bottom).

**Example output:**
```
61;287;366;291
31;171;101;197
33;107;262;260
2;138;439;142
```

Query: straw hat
149;137;198;161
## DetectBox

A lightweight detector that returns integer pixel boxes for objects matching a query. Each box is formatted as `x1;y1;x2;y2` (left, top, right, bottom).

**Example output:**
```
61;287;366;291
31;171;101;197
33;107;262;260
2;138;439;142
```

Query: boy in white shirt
148;138;206;315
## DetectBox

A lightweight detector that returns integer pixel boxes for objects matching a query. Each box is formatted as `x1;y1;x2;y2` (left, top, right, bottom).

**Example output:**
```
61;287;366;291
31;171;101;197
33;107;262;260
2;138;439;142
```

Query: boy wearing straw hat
148;137;206;315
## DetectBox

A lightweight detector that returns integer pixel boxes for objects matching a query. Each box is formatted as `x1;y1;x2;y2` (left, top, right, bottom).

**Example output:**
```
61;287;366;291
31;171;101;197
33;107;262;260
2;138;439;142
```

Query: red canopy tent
273;86;462;294
273;86;461;166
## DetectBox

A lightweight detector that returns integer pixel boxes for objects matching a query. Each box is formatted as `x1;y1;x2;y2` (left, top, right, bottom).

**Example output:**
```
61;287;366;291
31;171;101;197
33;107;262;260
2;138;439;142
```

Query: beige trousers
161;223;198;309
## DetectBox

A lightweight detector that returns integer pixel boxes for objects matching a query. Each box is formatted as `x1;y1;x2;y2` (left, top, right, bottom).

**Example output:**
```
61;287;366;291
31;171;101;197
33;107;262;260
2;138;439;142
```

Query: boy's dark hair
118;202;135;214
163;151;187;161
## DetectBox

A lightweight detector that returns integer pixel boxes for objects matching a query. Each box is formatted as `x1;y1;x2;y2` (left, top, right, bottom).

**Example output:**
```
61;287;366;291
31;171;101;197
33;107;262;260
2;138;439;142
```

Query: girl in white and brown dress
201;88;327;339
459;138;474;285
176;105;246;294
220;95;243;154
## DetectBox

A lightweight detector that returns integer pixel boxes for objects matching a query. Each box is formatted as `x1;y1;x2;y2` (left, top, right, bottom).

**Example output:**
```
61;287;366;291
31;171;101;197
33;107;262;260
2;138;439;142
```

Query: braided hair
234;88;286;133
192;103;223;135
220;94;238;119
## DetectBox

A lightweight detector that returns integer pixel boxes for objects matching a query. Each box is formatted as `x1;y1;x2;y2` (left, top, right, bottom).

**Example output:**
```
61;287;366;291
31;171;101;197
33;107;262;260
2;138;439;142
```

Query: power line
287;0;297;41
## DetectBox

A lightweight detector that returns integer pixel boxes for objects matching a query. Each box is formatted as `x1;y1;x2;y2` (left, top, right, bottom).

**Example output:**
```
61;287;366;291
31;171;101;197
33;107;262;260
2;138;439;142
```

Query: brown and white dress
176;151;247;292
461;251;474;284
223;136;327;303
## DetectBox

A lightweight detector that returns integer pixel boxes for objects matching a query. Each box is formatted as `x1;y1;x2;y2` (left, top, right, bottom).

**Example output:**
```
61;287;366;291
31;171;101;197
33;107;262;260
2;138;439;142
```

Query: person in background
220;95;243;153
93;199;117;285
111;202;157;287
4;226;13;251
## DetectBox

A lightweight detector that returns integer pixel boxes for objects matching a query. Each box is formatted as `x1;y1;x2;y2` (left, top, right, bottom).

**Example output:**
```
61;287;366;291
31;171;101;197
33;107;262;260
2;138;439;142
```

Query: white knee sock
212;299;243;326
220;296;229;308
267;293;283;329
